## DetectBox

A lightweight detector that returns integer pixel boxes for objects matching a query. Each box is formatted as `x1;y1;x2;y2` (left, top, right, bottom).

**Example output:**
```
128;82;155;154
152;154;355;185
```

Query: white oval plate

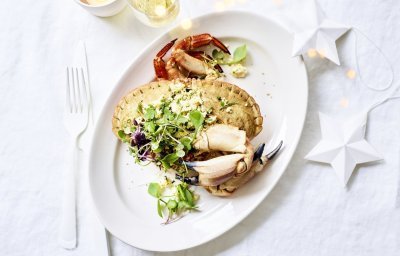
89;11;308;252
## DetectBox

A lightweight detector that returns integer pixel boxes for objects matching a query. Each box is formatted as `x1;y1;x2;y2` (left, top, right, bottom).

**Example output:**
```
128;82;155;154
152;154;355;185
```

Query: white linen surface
1;0;399;255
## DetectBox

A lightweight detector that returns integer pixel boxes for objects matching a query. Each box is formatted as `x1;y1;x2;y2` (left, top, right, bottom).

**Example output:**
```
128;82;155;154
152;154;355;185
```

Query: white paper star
305;112;382;186
291;1;350;65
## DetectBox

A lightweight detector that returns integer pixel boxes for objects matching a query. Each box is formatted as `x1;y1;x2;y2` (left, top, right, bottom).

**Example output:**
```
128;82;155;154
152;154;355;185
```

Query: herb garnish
148;181;198;224
212;44;247;65
217;96;236;110
118;86;213;222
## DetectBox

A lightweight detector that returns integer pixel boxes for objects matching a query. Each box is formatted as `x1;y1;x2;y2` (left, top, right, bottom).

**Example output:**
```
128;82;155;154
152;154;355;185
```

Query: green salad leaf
147;181;198;224
144;106;156;120
157;199;164;218
189;110;204;131
160;153;179;169
180;137;192;150
212;44;247;65
148;183;161;198
167;199;178;210
231;44;247;64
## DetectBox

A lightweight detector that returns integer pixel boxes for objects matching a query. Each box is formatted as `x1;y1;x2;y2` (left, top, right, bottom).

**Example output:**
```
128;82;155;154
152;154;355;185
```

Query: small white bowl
75;0;127;17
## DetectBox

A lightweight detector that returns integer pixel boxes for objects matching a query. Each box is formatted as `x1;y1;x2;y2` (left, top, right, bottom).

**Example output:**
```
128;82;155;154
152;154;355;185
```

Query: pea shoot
148;181;198;224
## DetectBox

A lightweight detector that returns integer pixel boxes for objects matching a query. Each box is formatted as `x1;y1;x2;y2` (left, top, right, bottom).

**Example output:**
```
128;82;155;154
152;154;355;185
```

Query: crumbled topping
231;64;248;78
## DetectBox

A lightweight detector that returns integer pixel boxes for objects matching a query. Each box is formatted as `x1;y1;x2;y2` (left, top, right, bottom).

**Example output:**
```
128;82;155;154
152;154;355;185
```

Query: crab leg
153;38;177;79
175;33;230;54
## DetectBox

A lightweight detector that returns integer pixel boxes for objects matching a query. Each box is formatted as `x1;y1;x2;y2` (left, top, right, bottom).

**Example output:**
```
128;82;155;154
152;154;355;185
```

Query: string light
339;97;349;108
307;48;317;58
317;49;326;59
346;69;356;79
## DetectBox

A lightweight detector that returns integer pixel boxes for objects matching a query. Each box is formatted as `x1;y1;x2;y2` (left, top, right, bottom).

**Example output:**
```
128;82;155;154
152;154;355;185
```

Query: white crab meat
172;50;208;75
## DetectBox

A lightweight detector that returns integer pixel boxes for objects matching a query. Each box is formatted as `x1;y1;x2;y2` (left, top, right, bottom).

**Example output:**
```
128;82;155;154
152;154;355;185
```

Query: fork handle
59;138;78;249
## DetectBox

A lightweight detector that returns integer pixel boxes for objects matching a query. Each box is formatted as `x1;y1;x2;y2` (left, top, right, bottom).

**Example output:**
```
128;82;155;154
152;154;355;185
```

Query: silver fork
59;67;89;249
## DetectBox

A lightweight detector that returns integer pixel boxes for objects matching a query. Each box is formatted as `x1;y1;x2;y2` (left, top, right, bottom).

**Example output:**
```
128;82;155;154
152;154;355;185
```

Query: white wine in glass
127;0;180;27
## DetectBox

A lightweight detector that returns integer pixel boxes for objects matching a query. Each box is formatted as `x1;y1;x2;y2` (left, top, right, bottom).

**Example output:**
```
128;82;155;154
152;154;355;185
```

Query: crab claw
266;141;283;160
178;124;255;186
175;174;199;185
253;143;265;163
206;141;283;196
184;154;245;186
194;124;247;153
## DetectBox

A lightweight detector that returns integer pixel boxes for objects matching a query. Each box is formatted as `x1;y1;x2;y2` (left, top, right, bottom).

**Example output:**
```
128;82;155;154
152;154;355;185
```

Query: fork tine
69;67;77;113
66;68;71;113
74;68;82;113
79;68;88;111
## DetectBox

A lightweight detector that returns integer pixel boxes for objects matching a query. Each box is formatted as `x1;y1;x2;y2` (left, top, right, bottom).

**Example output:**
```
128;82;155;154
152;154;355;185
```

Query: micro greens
119;85;214;222
189;110;204;133
148;182;198;223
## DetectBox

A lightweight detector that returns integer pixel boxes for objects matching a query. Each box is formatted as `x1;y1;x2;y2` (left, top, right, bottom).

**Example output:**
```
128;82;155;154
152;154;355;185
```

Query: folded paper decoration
291;0;350;65
305;112;382;186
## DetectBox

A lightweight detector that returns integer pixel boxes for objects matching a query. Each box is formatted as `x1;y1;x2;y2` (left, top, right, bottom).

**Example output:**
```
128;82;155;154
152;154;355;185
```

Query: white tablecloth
1;0;400;255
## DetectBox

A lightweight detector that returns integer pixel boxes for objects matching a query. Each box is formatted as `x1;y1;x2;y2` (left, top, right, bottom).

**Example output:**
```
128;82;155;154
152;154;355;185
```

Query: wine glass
126;0;180;27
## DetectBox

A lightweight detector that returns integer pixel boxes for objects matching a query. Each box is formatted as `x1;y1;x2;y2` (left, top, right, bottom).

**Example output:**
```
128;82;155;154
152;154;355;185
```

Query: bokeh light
317;49;326;59
214;1;225;12
181;18;193;30
224;0;235;6
307;48;317;58
272;0;283;6
339;98;349;108
346;69;356;79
